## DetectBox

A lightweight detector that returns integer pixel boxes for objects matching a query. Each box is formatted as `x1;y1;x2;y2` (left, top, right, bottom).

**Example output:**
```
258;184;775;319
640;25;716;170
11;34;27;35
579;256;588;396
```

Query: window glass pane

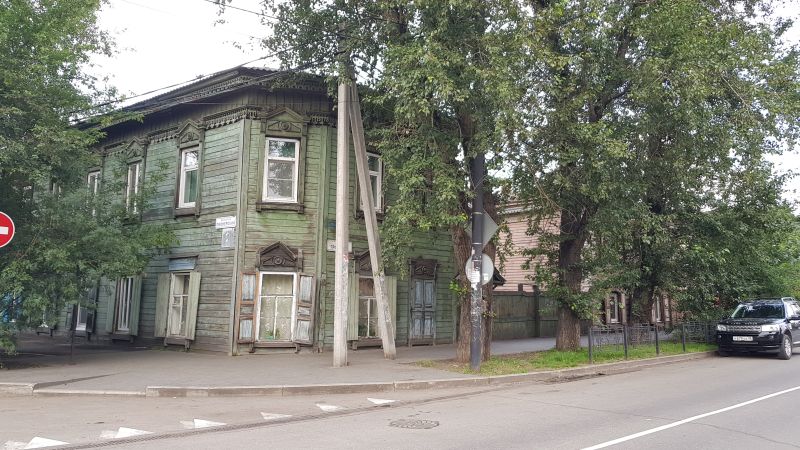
259;274;294;341
370;175;378;204
183;169;198;203
359;278;374;297
183;150;198;170
368;155;380;172
268;140;296;158
267;179;293;199
268;160;294;180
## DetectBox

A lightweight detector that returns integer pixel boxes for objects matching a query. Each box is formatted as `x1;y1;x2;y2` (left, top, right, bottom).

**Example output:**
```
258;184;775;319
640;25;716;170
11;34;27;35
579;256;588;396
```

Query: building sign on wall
215;216;236;229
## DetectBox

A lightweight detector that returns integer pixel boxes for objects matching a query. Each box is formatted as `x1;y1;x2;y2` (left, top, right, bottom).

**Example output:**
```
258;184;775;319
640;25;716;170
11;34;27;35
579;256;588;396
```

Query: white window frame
609;292;622;323
360;153;383;212
653;296;663;323
115;276;135;333
167;272;190;338
263;138;299;203
358;276;378;339
178;147;198;209
255;271;298;342
87;170;100;216
126;161;142;213
87;171;100;194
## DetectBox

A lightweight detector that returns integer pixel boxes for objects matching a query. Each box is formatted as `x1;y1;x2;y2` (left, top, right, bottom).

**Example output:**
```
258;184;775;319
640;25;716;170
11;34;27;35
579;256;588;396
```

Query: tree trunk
555;208;587;351
452;224;472;364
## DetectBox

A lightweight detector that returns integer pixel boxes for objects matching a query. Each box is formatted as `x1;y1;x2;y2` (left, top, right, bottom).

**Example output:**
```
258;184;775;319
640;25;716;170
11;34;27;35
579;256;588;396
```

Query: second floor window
126;161;141;213
178;147;198;208
362;153;382;212
263;138;299;203
87;170;100;216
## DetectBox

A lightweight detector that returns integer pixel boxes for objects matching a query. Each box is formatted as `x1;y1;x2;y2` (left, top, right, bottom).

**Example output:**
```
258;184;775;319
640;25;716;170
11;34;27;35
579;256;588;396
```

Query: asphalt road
5;352;800;449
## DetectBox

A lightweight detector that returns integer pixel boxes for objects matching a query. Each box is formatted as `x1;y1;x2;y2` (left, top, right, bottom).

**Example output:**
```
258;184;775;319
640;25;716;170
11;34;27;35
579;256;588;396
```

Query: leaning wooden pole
333;78;351;368
348;84;396;359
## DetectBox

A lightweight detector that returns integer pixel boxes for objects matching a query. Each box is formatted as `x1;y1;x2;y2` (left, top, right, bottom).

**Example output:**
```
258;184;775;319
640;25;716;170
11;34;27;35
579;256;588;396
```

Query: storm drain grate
389;419;440;429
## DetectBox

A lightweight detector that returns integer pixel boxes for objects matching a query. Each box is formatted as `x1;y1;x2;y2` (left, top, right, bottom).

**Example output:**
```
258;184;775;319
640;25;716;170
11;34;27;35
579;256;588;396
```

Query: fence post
654;323;660;356
533;285;541;338
681;322;686;352
623;325;629;360
588;326;594;364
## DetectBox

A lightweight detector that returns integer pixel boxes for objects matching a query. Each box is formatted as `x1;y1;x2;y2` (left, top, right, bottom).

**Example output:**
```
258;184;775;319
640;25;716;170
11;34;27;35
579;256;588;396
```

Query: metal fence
587;322;715;363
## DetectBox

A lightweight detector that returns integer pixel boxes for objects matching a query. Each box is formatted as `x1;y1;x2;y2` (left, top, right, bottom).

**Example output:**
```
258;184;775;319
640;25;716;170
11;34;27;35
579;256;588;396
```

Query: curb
3;351;716;398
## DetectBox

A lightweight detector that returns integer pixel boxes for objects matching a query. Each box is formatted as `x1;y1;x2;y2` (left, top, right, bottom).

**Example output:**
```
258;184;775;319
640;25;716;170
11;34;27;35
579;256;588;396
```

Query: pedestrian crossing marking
181;419;226;429
316;403;343;412
367;398;396;405
261;412;292;421
23;437;69;449
100;427;152;439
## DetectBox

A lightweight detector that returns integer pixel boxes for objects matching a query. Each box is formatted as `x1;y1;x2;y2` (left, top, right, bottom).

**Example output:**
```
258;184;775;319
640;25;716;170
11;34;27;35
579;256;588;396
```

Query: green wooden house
66;67;458;354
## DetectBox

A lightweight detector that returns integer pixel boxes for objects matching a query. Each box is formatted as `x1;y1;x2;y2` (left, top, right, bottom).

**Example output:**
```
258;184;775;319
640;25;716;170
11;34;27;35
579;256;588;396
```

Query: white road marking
367;398;396;405
316;403;343;412
261;413;292;421
3;442;26;450
180;419;226;429
100;428;152;439
23;437;69;449
0;226;9;235
583;384;800;450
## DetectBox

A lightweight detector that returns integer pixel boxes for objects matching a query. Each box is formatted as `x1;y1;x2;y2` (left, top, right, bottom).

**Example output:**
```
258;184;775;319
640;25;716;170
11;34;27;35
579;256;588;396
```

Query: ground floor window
168;273;190;338
154;271;201;341
653;295;663;323
608;292;622;324
257;272;296;342
115;277;134;334
358;277;378;339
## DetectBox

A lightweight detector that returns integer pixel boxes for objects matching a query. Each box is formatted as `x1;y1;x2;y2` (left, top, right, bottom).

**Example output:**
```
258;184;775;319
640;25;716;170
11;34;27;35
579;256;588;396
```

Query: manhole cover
389;419;439;429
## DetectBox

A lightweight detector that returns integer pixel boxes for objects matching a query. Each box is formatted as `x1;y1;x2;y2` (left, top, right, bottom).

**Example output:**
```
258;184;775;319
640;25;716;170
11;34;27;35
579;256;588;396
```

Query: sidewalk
0;333;710;397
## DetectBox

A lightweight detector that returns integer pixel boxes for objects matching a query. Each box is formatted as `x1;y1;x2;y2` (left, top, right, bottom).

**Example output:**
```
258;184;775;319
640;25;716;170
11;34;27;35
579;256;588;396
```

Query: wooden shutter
154;273;170;337
185;271;202;340
129;275;143;336
104;279;116;333
293;274;316;345
347;272;359;341
237;273;256;344
385;275;397;338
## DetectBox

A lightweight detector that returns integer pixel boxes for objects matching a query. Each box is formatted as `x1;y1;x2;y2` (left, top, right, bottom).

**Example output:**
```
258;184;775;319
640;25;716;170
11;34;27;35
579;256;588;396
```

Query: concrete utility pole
470;153;485;371
333;78;351;368
348;84;396;359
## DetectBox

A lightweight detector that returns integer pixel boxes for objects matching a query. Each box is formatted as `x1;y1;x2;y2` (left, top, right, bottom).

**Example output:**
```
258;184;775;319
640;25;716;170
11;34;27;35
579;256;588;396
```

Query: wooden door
409;279;435;342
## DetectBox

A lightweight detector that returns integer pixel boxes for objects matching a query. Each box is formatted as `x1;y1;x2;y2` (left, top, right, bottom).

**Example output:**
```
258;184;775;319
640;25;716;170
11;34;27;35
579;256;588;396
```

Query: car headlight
761;324;780;332
716;324;728;332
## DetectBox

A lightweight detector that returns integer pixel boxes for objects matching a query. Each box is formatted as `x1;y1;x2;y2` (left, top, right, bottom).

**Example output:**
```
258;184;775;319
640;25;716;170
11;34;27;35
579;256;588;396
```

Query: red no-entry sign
0;212;15;249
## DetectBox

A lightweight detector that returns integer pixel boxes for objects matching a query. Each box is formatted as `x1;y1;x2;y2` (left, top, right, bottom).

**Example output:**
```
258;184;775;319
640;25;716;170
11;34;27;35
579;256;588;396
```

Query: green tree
507;0;799;348
0;0;174;351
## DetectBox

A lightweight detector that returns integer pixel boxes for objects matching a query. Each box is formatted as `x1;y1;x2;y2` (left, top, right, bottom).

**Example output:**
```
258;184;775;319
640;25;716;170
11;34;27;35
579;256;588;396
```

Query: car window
790;302;800;318
730;303;785;319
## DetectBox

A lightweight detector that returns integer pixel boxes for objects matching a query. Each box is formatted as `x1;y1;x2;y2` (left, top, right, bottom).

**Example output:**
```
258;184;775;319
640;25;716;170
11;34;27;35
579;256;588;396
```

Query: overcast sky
90;0;800;206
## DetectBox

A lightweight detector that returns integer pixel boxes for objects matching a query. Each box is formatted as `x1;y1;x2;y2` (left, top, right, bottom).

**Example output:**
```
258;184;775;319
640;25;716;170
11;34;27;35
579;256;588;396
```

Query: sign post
0;212;15;249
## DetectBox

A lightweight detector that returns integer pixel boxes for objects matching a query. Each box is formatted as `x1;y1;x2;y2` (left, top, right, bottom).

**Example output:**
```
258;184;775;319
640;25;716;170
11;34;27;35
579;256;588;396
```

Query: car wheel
718;349;729;357
778;334;792;360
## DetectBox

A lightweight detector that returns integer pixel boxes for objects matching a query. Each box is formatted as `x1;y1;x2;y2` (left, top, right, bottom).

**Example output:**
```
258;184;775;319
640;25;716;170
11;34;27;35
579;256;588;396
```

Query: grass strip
415;342;717;376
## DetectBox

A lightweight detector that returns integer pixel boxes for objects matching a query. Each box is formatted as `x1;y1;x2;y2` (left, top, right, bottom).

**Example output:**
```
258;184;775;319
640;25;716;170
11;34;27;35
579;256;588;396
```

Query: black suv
716;298;800;359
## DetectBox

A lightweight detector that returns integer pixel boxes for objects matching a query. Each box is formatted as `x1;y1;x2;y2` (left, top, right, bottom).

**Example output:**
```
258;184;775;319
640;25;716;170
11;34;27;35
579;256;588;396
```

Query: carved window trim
256;107;308;214
174;121;205;217
409;258;438;281
256;242;302;272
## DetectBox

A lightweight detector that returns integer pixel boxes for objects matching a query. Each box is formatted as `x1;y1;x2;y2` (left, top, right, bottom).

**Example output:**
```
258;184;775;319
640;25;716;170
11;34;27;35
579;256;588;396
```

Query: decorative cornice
204;106;263;130
148;127;179;144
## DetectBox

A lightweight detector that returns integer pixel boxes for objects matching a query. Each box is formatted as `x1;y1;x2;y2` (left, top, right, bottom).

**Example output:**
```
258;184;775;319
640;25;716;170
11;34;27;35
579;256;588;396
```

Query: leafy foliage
0;0;175;352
